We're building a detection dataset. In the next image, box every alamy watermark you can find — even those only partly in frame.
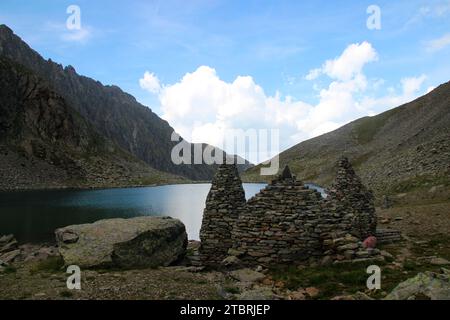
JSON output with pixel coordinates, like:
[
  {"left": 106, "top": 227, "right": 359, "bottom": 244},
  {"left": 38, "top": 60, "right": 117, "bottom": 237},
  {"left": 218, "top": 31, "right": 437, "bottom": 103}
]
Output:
[
  {"left": 366, "top": 265, "right": 381, "bottom": 290},
  {"left": 66, "top": 265, "right": 81, "bottom": 290},
  {"left": 66, "top": 5, "right": 82, "bottom": 31},
  {"left": 367, "top": 5, "right": 381, "bottom": 30}
]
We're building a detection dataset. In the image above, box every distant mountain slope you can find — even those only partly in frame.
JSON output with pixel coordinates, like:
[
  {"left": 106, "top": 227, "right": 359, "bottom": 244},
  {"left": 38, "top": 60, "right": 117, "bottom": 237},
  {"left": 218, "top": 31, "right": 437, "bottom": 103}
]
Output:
[
  {"left": 0, "top": 56, "right": 184, "bottom": 190},
  {"left": 243, "top": 82, "right": 450, "bottom": 201},
  {"left": 0, "top": 25, "right": 251, "bottom": 180}
]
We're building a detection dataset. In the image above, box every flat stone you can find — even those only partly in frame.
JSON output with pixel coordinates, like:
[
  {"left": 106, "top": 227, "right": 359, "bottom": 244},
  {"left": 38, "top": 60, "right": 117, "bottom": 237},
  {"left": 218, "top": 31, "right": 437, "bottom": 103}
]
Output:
[
  {"left": 380, "top": 250, "right": 394, "bottom": 259},
  {"left": 0, "top": 249, "right": 21, "bottom": 264},
  {"left": 221, "top": 255, "right": 242, "bottom": 268},
  {"left": 305, "top": 287, "right": 320, "bottom": 298},
  {"left": 430, "top": 257, "right": 450, "bottom": 266},
  {"left": 289, "top": 289, "right": 306, "bottom": 300},
  {"left": 229, "top": 268, "right": 265, "bottom": 283},
  {"left": 338, "top": 243, "right": 359, "bottom": 251},
  {"left": 0, "top": 240, "right": 18, "bottom": 254},
  {"left": 227, "top": 248, "right": 245, "bottom": 257}
]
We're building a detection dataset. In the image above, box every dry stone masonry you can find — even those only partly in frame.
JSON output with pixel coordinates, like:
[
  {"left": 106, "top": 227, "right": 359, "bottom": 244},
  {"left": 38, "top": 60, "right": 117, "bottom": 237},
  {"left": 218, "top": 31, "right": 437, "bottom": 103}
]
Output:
[
  {"left": 199, "top": 157, "right": 381, "bottom": 268},
  {"left": 231, "top": 166, "right": 324, "bottom": 266},
  {"left": 327, "top": 156, "right": 377, "bottom": 240},
  {"left": 199, "top": 163, "right": 246, "bottom": 266}
]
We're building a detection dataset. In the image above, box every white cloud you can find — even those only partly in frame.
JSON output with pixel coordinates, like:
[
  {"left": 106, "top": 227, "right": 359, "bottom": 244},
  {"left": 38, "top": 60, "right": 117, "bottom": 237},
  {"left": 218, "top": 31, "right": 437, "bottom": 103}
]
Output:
[
  {"left": 141, "top": 42, "right": 428, "bottom": 163},
  {"left": 401, "top": 75, "right": 427, "bottom": 97},
  {"left": 305, "top": 68, "right": 321, "bottom": 80},
  {"left": 139, "top": 71, "right": 162, "bottom": 94},
  {"left": 360, "top": 75, "right": 427, "bottom": 112},
  {"left": 305, "top": 41, "right": 378, "bottom": 81},
  {"left": 323, "top": 42, "right": 378, "bottom": 81},
  {"left": 157, "top": 66, "right": 311, "bottom": 148},
  {"left": 426, "top": 33, "right": 450, "bottom": 52}
]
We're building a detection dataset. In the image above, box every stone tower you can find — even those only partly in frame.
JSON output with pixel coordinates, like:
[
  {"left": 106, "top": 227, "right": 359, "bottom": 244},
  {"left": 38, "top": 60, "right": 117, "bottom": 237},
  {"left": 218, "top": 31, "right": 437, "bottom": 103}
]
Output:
[
  {"left": 199, "top": 163, "right": 246, "bottom": 266},
  {"left": 327, "top": 156, "right": 377, "bottom": 239},
  {"left": 230, "top": 165, "right": 324, "bottom": 267}
]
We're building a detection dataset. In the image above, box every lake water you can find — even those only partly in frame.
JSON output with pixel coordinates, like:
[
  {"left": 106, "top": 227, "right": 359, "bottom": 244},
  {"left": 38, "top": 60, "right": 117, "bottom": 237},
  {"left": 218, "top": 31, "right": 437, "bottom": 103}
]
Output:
[{"left": 0, "top": 183, "right": 325, "bottom": 244}]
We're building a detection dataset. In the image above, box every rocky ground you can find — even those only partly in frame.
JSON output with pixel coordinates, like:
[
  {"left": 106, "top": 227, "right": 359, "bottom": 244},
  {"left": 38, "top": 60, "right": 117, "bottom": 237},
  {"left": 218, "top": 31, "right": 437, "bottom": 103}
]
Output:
[{"left": 0, "top": 201, "right": 449, "bottom": 300}]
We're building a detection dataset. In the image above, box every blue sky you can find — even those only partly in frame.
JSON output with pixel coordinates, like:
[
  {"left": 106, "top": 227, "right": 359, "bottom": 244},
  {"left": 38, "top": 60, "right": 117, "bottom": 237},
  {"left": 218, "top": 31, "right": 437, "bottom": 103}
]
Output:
[{"left": 1, "top": 0, "right": 449, "bottom": 160}]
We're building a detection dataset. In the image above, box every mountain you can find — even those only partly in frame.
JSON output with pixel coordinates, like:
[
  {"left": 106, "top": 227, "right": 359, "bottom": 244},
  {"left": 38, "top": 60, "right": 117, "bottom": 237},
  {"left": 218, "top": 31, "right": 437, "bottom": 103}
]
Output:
[
  {"left": 0, "top": 55, "right": 185, "bottom": 190},
  {"left": 243, "top": 82, "right": 450, "bottom": 203},
  {"left": 0, "top": 25, "right": 252, "bottom": 181}
]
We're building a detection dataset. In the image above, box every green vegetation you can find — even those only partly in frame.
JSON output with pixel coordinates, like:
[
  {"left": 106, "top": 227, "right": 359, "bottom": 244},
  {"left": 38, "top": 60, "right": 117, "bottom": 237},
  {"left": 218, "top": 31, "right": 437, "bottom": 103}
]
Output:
[
  {"left": 270, "top": 261, "right": 381, "bottom": 299},
  {"left": 29, "top": 256, "right": 65, "bottom": 274},
  {"left": 269, "top": 233, "right": 450, "bottom": 300},
  {"left": 388, "top": 174, "right": 450, "bottom": 194},
  {"left": 352, "top": 108, "right": 398, "bottom": 144}
]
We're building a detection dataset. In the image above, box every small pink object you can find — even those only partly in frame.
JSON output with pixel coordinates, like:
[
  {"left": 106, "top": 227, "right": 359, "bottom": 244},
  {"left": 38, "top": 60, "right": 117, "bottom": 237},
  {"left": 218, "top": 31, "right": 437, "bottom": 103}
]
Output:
[{"left": 363, "top": 236, "right": 377, "bottom": 249}]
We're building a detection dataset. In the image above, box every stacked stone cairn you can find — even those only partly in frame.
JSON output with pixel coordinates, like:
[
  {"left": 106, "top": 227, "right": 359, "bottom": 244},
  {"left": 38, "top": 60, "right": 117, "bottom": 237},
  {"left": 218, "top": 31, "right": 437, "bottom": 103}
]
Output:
[
  {"left": 326, "top": 156, "right": 377, "bottom": 240},
  {"left": 229, "top": 166, "right": 324, "bottom": 267},
  {"left": 317, "top": 156, "right": 381, "bottom": 265},
  {"left": 199, "top": 162, "right": 246, "bottom": 266},
  {"left": 199, "top": 157, "right": 382, "bottom": 268}
]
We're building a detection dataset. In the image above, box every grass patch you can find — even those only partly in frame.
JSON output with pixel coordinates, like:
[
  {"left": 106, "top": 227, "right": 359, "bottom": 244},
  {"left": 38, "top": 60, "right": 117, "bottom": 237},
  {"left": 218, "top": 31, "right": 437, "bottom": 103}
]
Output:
[
  {"left": 270, "top": 261, "right": 380, "bottom": 299},
  {"left": 29, "top": 256, "right": 65, "bottom": 274},
  {"left": 410, "top": 233, "right": 450, "bottom": 258},
  {"left": 352, "top": 108, "right": 398, "bottom": 144},
  {"left": 223, "top": 286, "right": 240, "bottom": 295},
  {"left": 388, "top": 175, "right": 450, "bottom": 194},
  {"left": 268, "top": 233, "right": 450, "bottom": 299}
]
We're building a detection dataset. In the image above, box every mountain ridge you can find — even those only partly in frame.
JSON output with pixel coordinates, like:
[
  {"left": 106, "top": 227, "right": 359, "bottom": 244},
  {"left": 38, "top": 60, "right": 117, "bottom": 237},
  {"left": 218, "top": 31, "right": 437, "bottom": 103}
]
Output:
[
  {"left": 0, "top": 24, "right": 252, "bottom": 181},
  {"left": 0, "top": 55, "right": 186, "bottom": 190},
  {"left": 243, "top": 81, "right": 450, "bottom": 203}
]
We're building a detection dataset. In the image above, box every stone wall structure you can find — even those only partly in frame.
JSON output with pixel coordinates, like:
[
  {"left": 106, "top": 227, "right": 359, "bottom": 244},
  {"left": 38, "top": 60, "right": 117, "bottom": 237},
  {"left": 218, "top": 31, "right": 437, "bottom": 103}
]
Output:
[
  {"left": 230, "top": 166, "right": 324, "bottom": 266},
  {"left": 326, "top": 156, "right": 377, "bottom": 239},
  {"left": 199, "top": 163, "right": 246, "bottom": 266},
  {"left": 199, "top": 157, "right": 379, "bottom": 268}
]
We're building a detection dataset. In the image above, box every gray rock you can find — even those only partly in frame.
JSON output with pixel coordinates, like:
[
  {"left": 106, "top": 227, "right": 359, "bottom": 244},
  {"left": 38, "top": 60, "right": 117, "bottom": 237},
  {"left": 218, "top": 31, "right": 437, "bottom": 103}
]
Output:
[
  {"left": 430, "top": 257, "right": 450, "bottom": 266},
  {"left": 338, "top": 243, "right": 359, "bottom": 251},
  {"left": 0, "top": 239, "right": 18, "bottom": 254},
  {"left": 380, "top": 250, "right": 394, "bottom": 259},
  {"left": 229, "top": 268, "right": 265, "bottom": 283},
  {"left": 385, "top": 271, "right": 450, "bottom": 300},
  {"left": 0, "top": 249, "right": 21, "bottom": 264},
  {"left": 0, "top": 234, "right": 14, "bottom": 244},
  {"left": 222, "top": 255, "right": 242, "bottom": 268},
  {"left": 55, "top": 216, "right": 187, "bottom": 268}
]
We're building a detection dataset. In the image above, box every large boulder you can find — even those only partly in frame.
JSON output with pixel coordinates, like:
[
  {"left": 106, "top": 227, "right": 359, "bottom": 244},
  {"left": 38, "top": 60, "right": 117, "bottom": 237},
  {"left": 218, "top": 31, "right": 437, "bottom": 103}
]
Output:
[
  {"left": 55, "top": 216, "right": 187, "bottom": 268},
  {"left": 385, "top": 270, "right": 450, "bottom": 300}
]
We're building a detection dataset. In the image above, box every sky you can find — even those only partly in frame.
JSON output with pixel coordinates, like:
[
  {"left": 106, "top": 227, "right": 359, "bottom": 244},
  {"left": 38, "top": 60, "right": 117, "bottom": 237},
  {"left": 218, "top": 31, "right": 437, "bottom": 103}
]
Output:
[{"left": 1, "top": 0, "right": 449, "bottom": 163}]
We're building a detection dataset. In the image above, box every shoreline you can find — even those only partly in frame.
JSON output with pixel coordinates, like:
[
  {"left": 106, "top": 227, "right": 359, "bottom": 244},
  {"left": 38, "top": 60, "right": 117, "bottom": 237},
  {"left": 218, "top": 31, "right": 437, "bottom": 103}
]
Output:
[{"left": 0, "top": 180, "right": 269, "bottom": 193}]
